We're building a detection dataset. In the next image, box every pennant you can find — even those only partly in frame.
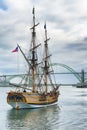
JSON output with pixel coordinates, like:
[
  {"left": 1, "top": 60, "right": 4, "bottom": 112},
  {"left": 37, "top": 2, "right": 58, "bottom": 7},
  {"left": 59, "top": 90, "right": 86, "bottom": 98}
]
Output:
[
  {"left": 32, "top": 7, "right": 35, "bottom": 14},
  {"left": 12, "top": 46, "right": 18, "bottom": 53},
  {"left": 44, "top": 23, "right": 46, "bottom": 29}
]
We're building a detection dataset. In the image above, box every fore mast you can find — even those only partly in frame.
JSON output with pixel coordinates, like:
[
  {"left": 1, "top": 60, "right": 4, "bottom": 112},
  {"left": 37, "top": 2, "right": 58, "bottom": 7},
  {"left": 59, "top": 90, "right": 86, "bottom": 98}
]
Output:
[{"left": 30, "top": 7, "right": 39, "bottom": 92}]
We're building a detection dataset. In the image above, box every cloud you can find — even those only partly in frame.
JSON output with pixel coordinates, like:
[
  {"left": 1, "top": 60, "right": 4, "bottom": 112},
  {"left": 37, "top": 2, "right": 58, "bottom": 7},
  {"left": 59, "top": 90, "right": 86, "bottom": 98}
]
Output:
[
  {"left": 63, "top": 37, "right": 87, "bottom": 52},
  {"left": 0, "top": 0, "right": 87, "bottom": 78}
]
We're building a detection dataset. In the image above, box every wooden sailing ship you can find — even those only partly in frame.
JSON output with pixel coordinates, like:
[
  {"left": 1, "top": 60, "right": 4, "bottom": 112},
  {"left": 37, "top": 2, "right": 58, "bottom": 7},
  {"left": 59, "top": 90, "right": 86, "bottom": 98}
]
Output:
[{"left": 7, "top": 7, "right": 59, "bottom": 109}]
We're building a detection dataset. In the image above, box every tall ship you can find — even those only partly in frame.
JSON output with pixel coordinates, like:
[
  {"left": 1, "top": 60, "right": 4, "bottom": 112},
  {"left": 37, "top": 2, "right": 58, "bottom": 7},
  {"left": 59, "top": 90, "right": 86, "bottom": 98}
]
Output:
[{"left": 7, "top": 8, "right": 59, "bottom": 109}]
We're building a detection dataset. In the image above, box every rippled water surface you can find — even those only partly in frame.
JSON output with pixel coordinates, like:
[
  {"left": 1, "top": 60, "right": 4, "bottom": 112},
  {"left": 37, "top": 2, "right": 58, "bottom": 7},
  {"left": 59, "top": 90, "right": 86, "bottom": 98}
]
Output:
[{"left": 0, "top": 86, "right": 87, "bottom": 130}]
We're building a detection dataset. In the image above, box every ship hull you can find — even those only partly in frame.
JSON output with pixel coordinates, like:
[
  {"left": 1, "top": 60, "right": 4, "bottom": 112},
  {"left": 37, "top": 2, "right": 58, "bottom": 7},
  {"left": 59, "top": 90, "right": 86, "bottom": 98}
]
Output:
[
  {"left": 7, "top": 91, "right": 59, "bottom": 109},
  {"left": 7, "top": 101, "right": 58, "bottom": 109}
]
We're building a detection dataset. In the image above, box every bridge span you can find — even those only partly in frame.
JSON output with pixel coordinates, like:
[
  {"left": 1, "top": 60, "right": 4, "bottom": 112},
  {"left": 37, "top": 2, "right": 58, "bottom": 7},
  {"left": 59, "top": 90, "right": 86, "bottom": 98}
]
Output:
[{"left": 0, "top": 63, "right": 87, "bottom": 87}]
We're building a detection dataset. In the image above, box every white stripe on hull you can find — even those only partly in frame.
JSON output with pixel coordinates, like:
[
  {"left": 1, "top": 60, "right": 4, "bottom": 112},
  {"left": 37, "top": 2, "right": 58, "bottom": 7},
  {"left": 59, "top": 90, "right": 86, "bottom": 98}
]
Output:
[{"left": 8, "top": 101, "right": 58, "bottom": 109}]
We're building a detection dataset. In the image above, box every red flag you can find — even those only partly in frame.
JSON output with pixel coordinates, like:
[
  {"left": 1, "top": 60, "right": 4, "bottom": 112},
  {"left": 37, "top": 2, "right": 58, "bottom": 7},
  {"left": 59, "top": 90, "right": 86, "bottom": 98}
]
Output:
[{"left": 12, "top": 46, "right": 18, "bottom": 52}]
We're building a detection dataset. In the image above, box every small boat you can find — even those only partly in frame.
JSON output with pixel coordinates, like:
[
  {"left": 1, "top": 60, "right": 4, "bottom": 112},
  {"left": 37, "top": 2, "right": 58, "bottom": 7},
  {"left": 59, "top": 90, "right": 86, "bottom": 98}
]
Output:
[
  {"left": 76, "top": 83, "right": 87, "bottom": 88},
  {"left": 7, "top": 7, "right": 60, "bottom": 109}
]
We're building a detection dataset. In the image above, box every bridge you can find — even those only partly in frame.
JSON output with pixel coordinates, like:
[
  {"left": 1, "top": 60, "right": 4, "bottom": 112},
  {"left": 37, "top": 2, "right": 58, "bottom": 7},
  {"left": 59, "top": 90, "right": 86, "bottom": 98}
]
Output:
[{"left": 0, "top": 63, "right": 87, "bottom": 87}]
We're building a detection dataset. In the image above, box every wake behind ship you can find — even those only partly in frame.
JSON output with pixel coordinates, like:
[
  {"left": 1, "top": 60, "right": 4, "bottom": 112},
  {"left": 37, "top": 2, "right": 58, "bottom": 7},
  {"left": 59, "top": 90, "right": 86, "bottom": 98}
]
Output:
[{"left": 7, "top": 7, "right": 59, "bottom": 109}]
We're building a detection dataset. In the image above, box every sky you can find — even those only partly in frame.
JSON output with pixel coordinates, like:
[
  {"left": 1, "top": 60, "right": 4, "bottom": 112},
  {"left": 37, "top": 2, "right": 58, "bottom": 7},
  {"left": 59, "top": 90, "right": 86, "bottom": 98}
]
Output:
[{"left": 0, "top": 0, "right": 87, "bottom": 83}]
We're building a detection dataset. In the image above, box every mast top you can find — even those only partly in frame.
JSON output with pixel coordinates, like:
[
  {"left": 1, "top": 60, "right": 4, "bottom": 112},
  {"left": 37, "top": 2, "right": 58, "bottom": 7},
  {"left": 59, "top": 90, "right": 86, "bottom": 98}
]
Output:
[
  {"left": 44, "top": 22, "right": 50, "bottom": 43},
  {"left": 32, "top": 7, "right": 35, "bottom": 15},
  {"left": 30, "top": 7, "right": 39, "bottom": 30}
]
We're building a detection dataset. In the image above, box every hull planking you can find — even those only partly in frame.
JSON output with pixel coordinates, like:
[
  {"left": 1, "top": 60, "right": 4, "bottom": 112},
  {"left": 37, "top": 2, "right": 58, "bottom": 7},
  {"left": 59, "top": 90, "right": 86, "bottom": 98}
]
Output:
[{"left": 7, "top": 91, "right": 59, "bottom": 109}]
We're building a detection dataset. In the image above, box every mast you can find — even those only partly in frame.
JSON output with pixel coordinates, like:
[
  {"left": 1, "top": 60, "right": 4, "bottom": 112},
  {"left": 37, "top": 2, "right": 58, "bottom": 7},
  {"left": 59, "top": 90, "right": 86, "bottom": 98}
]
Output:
[
  {"left": 30, "top": 7, "right": 39, "bottom": 92},
  {"left": 44, "top": 23, "right": 50, "bottom": 94},
  {"left": 18, "top": 7, "right": 40, "bottom": 92}
]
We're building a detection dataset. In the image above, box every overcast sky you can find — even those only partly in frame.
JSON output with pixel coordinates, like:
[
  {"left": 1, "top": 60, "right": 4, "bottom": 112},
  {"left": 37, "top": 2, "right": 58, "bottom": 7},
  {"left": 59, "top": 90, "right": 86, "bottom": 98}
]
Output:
[{"left": 0, "top": 0, "right": 87, "bottom": 79}]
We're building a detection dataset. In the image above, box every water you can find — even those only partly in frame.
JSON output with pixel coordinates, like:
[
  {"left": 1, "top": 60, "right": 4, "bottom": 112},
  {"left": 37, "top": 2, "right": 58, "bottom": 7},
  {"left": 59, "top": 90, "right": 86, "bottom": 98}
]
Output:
[{"left": 0, "top": 86, "right": 87, "bottom": 130}]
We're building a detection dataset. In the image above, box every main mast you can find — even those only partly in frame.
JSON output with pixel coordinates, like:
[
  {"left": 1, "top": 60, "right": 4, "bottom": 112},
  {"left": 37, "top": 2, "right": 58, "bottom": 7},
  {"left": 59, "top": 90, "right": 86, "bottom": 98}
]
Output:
[{"left": 44, "top": 23, "right": 50, "bottom": 94}]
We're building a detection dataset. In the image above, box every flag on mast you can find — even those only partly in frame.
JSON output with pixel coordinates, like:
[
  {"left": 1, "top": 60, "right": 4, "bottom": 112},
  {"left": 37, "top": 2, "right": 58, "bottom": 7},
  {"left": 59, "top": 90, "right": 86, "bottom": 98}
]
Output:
[{"left": 12, "top": 46, "right": 18, "bottom": 52}]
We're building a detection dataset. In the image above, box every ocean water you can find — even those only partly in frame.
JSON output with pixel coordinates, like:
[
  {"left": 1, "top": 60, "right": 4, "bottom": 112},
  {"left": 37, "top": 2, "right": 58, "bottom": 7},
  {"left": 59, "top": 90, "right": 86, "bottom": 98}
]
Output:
[{"left": 0, "top": 86, "right": 87, "bottom": 130}]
